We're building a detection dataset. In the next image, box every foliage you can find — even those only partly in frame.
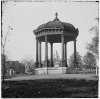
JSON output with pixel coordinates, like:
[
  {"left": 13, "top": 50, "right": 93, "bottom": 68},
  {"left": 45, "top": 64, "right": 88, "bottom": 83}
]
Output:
[
  {"left": 20, "top": 55, "right": 35, "bottom": 73},
  {"left": 12, "top": 61, "right": 25, "bottom": 74},
  {"left": 83, "top": 52, "right": 96, "bottom": 69},
  {"left": 69, "top": 52, "right": 83, "bottom": 69},
  {"left": 86, "top": 18, "right": 99, "bottom": 59},
  {"left": 3, "top": 60, "right": 25, "bottom": 75}
]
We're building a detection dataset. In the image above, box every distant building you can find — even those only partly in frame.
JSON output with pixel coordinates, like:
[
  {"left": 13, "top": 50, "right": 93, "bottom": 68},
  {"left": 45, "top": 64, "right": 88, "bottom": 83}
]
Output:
[{"left": 5, "top": 61, "right": 25, "bottom": 75}]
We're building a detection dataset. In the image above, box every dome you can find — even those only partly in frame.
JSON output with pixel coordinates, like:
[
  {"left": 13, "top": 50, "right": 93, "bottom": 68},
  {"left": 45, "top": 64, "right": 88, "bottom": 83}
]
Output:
[{"left": 36, "top": 13, "right": 75, "bottom": 32}]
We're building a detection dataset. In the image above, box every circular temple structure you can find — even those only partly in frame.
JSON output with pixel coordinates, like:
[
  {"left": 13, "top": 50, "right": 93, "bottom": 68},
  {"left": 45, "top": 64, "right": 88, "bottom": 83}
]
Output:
[{"left": 33, "top": 13, "right": 79, "bottom": 74}]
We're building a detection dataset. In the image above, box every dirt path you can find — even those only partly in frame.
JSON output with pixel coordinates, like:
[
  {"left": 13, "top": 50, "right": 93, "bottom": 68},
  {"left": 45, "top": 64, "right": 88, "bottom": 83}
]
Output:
[{"left": 5, "top": 74, "right": 98, "bottom": 81}]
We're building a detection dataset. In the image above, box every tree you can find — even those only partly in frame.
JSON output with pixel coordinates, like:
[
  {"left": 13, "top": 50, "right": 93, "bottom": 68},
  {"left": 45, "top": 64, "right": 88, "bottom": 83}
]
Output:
[
  {"left": 69, "top": 52, "right": 83, "bottom": 69},
  {"left": 86, "top": 18, "right": 99, "bottom": 76},
  {"left": 1, "top": 54, "right": 7, "bottom": 76},
  {"left": 86, "top": 18, "right": 99, "bottom": 60},
  {"left": 13, "top": 61, "right": 25, "bottom": 74},
  {"left": 1, "top": 26, "right": 13, "bottom": 82},
  {"left": 20, "top": 55, "right": 35, "bottom": 74},
  {"left": 4, "top": 60, "right": 25, "bottom": 76},
  {"left": 83, "top": 52, "right": 96, "bottom": 70}
]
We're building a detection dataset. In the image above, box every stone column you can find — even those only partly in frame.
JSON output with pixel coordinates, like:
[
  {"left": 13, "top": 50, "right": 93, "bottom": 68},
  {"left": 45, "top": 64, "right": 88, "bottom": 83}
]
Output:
[
  {"left": 64, "top": 43, "right": 66, "bottom": 61},
  {"left": 50, "top": 42, "right": 53, "bottom": 67},
  {"left": 64, "top": 42, "right": 68, "bottom": 67},
  {"left": 74, "top": 37, "right": 77, "bottom": 68},
  {"left": 36, "top": 38, "right": 39, "bottom": 68},
  {"left": 45, "top": 35, "right": 48, "bottom": 67},
  {"left": 62, "top": 34, "right": 64, "bottom": 61},
  {"left": 61, "top": 34, "right": 65, "bottom": 67},
  {"left": 39, "top": 41, "right": 41, "bottom": 68}
]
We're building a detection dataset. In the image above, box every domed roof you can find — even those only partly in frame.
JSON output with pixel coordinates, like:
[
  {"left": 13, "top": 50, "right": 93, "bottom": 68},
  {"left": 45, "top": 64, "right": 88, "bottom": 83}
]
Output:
[{"left": 36, "top": 13, "right": 75, "bottom": 32}]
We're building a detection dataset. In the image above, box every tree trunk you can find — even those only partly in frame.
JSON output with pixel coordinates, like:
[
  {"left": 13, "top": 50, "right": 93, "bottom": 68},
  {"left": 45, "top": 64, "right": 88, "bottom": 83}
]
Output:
[
  {"left": 96, "top": 67, "right": 98, "bottom": 76},
  {"left": 96, "top": 59, "right": 98, "bottom": 76},
  {"left": 2, "top": 55, "right": 5, "bottom": 83}
]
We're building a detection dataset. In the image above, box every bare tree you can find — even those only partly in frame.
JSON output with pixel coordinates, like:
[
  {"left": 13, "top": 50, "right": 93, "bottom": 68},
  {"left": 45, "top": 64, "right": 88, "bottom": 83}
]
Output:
[
  {"left": 1, "top": 26, "right": 13, "bottom": 82},
  {"left": 20, "top": 55, "right": 35, "bottom": 74}
]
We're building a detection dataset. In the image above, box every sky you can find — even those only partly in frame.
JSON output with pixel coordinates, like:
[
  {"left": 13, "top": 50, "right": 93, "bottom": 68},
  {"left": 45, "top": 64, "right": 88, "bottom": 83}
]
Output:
[{"left": 2, "top": 1, "right": 98, "bottom": 62}]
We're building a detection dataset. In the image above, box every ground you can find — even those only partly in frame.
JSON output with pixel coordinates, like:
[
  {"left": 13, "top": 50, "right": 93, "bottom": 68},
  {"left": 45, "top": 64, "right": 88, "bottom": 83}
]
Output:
[{"left": 2, "top": 74, "right": 98, "bottom": 98}]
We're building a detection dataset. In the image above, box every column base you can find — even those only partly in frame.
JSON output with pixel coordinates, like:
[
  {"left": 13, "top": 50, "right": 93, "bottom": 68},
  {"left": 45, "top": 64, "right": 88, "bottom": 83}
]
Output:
[
  {"left": 73, "top": 61, "right": 78, "bottom": 68},
  {"left": 44, "top": 60, "right": 49, "bottom": 67},
  {"left": 50, "top": 61, "right": 54, "bottom": 67},
  {"left": 61, "top": 60, "right": 66, "bottom": 67},
  {"left": 66, "top": 64, "right": 68, "bottom": 67},
  {"left": 35, "top": 62, "right": 39, "bottom": 68},
  {"left": 39, "top": 63, "right": 42, "bottom": 68}
]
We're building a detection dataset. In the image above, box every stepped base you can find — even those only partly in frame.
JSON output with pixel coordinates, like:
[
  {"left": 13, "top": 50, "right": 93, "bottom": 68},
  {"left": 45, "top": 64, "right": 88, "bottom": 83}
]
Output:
[{"left": 34, "top": 67, "right": 78, "bottom": 75}]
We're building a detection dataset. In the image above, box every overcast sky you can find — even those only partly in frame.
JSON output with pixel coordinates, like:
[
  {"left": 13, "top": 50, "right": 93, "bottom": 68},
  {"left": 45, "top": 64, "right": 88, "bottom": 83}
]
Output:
[{"left": 2, "top": 1, "right": 98, "bottom": 62}]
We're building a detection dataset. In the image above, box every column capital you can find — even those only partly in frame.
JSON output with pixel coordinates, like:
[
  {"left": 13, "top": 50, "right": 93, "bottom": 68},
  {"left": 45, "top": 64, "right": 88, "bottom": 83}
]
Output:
[
  {"left": 61, "top": 34, "right": 64, "bottom": 36},
  {"left": 36, "top": 37, "right": 38, "bottom": 40},
  {"left": 64, "top": 42, "right": 67, "bottom": 44},
  {"left": 74, "top": 36, "right": 77, "bottom": 39},
  {"left": 39, "top": 41, "right": 41, "bottom": 43},
  {"left": 73, "top": 37, "right": 77, "bottom": 42},
  {"left": 50, "top": 42, "right": 53, "bottom": 45},
  {"left": 45, "top": 35, "right": 48, "bottom": 37}
]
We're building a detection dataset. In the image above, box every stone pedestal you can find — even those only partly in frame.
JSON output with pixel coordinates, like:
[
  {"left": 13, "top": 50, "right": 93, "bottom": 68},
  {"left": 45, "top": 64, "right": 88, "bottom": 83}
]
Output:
[{"left": 54, "top": 62, "right": 60, "bottom": 67}]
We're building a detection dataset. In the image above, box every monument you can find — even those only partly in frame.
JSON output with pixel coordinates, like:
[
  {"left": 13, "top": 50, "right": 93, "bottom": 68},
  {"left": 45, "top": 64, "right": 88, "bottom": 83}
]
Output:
[{"left": 33, "top": 13, "right": 79, "bottom": 74}]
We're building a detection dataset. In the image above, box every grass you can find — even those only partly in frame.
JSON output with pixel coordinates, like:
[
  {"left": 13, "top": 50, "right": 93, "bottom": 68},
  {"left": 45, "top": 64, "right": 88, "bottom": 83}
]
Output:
[{"left": 2, "top": 79, "right": 98, "bottom": 98}]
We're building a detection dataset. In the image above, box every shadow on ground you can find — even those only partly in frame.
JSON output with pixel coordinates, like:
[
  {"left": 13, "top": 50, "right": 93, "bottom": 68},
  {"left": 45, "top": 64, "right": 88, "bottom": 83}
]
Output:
[{"left": 2, "top": 79, "right": 98, "bottom": 98}]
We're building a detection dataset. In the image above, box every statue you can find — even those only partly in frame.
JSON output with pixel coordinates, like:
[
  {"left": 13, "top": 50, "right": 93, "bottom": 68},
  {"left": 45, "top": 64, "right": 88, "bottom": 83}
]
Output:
[{"left": 54, "top": 50, "right": 60, "bottom": 67}]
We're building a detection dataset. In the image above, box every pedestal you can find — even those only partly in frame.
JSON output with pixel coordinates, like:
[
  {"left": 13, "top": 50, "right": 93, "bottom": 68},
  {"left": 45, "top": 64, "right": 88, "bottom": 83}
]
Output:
[{"left": 54, "top": 62, "right": 60, "bottom": 67}]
